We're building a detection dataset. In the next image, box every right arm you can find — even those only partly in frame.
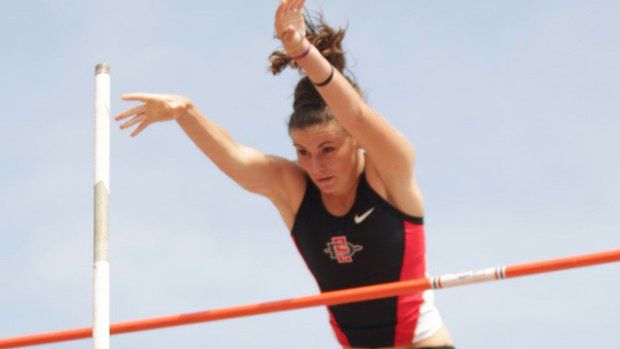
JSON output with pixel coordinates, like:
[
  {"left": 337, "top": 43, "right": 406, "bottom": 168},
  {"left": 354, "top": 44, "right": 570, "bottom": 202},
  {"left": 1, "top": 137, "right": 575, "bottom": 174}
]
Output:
[
  {"left": 175, "top": 103, "right": 298, "bottom": 199},
  {"left": 115, "top": 93, "right": 305, "bottom": 227}
]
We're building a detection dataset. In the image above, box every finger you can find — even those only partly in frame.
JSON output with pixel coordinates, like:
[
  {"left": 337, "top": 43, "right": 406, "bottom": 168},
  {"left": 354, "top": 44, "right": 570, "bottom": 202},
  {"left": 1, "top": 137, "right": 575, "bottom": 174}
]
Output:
[
  {"left": 293, "top": 0, "right": 304, "bottom": 10},
  {"left": 276, "top": 16, "right": 291, "bottom": 40},
  {"left": 130, "top": 119, "right": 151, "bottom": 137},
  {"left": 115, "top": 105, "right": 146, "bottom": 121},
  {"left": 122, "top": 93, "right": 159, "bottom": 102},
  {"left": 275, "top": 1, "right": 286, "bottom": 31},
  {"left": 277, "top": 0, "right": 286, "bottom": 14},
  {"left": 283, "top": 0, "right": 293, "bottom": 12},
  {"left": 120, "top": 113, "right": 146, "bottom": 130}
]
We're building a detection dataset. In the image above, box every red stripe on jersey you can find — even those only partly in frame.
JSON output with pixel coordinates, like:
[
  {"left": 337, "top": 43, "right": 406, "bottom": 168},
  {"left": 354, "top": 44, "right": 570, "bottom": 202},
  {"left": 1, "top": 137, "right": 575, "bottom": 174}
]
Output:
[
  {"left": 328, "top": 308, "right": 351, "bottom": 346},
  {"left": 394, "top": 221, "right": 426, "bottom": 346}
]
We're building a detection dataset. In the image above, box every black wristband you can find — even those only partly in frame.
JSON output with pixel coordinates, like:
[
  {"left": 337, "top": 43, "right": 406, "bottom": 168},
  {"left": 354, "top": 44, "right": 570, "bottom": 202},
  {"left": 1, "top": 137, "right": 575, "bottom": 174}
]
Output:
[{"left": 313, "top": 65, "right": 334, "bottom": 87}]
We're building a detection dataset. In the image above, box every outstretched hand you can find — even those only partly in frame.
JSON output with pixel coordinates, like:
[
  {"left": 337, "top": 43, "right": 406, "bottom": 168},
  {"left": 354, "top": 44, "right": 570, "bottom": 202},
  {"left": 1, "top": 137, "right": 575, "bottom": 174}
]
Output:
[
  {"left": 275, "top": 0, "right": 307, "bottom": 56},
  {"left": 115, "top": 93, "right": 192, "bottom": 137}
]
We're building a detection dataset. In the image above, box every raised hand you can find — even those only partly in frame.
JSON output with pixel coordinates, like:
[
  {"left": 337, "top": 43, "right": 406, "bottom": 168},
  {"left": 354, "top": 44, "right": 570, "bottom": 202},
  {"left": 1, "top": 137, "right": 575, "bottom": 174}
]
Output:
[
  {"left": 275, "top": 0, "right": 307, "bottom": 56},
  {"left": 115, "top": 93, "right": 192, "bottom": 137}
]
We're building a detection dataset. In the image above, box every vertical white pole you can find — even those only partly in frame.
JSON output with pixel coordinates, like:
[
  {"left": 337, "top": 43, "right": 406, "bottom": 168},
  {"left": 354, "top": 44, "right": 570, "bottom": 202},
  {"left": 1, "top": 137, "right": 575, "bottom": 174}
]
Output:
[{"left": 94, "top": 63, "right": 111, "bottom": 349}]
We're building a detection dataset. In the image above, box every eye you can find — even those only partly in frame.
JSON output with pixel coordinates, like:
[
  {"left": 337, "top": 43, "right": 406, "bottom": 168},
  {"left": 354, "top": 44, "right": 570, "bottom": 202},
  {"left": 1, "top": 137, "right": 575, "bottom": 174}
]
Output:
[
  {"left": 297, "top": 149, "right": 308, "bottom": 156},
  {"left": 322, "top": 147, "right": 335, "bottom": 154}
]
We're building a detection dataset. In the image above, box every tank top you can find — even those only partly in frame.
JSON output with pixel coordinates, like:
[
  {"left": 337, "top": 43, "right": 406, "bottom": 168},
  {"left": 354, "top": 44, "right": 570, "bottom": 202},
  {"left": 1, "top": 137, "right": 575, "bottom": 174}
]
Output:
[{"left": 291, "top": 170, "right": 428, "bottom": 348}]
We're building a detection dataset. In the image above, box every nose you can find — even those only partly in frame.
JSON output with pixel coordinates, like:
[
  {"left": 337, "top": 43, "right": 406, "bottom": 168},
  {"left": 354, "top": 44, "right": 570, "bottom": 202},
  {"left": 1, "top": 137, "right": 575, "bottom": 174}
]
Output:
[{"left": 310, "top": 156, "right": 325, "bottom": 175}]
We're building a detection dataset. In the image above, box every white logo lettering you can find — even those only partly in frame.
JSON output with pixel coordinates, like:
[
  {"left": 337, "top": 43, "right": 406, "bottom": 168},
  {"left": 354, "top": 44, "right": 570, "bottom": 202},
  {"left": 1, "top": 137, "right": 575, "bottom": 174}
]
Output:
[{"left": 354, "top": 207, "right": 375, "bottom": 224}]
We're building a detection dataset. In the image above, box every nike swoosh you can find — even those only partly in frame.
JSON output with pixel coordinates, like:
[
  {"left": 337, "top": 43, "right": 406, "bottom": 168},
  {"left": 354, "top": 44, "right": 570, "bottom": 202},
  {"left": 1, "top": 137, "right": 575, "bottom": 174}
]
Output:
[{"left": 354, "top": 207, "right": 375, "bottom": 224}]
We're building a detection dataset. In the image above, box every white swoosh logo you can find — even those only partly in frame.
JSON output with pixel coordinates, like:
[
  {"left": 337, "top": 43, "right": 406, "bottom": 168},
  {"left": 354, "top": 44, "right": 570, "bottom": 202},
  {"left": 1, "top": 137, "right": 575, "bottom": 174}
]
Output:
[{"left": 354, "top": 207, "right": 375, "bottom": 224}]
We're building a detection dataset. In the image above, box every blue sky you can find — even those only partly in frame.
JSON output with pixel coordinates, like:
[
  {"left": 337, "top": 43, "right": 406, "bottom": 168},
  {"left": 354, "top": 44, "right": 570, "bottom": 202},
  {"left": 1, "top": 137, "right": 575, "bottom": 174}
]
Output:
[{"left": 1, "top": 1, "right": 619, "bottom": 348}]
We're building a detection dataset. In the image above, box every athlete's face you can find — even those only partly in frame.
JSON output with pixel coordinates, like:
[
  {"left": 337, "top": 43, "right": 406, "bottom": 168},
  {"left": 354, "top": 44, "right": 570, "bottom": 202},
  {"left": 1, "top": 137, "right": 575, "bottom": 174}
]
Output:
[{"left": 290, "top": 120, "right": 360, "bottom": 194}]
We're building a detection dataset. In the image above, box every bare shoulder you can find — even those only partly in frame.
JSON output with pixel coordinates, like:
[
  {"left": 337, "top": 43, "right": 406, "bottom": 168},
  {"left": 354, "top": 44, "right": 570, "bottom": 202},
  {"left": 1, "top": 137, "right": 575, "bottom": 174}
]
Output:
[
  {"left": 365, "top": 153, "right": 425, "bottom": 218},
  {"left": 264, "top": 156, "right": 307, "bottom": 230},
  {"left": 271, "top": 156, "right": 306, "bottom": 208}
]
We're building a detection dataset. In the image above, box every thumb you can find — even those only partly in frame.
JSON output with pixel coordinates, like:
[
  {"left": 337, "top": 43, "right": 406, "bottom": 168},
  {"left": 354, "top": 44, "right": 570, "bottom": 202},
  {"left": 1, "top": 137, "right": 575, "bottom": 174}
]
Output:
[
  {"left": 171, "top": 102, "right": 189, "bottom": 120},
  {"left": 283, "top": 25, "right": 301, "bottom": 43}
]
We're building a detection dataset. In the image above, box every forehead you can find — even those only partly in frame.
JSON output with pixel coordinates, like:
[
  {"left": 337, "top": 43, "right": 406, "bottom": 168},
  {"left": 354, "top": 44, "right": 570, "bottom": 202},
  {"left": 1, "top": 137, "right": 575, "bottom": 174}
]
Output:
[{"left": 290, "top": 122, "right": 348, "bottom": 148}]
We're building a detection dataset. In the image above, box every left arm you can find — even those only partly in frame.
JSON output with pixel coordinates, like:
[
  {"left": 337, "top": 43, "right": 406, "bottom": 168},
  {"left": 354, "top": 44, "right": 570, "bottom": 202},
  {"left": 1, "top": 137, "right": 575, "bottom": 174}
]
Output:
[
  {"left": 301, "top": 58, "right": 415, "bottom": 181},
  {"left": 275, "top": 0, "right": 415, "bottom": 183}
]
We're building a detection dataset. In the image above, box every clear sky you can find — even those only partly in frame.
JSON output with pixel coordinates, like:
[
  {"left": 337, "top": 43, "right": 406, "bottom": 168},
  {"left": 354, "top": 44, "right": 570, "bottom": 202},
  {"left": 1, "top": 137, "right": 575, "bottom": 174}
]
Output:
[{"left": 1, "top": 1, "right": 619, "bottom": 348}]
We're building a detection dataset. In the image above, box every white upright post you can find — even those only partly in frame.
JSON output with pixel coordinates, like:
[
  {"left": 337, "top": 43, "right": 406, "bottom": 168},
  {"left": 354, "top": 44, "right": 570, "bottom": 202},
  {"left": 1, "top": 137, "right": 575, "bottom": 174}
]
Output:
[{"left": 94, "top": 63, "right": 111, "bottom": 349}]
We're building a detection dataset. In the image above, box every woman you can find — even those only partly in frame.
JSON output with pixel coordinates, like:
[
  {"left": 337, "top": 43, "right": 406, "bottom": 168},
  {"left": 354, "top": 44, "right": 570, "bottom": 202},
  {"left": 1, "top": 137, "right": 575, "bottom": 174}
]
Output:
[{"left": 115, "top": 1, "right": 454, "bottom": 348}]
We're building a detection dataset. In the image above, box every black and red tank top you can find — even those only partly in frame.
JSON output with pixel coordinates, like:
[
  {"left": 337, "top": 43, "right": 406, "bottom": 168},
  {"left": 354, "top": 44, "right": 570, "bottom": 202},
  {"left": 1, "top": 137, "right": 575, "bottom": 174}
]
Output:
[{"left": 291, "top": 170, "right": 428, "bottom": 348}]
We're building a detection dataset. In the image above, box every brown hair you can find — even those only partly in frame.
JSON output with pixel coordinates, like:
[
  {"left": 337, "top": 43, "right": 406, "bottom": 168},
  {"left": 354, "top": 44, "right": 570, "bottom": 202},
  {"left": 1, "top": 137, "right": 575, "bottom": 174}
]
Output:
[{"left": 268, "top": 13, "right": 363, "bottom": 132}]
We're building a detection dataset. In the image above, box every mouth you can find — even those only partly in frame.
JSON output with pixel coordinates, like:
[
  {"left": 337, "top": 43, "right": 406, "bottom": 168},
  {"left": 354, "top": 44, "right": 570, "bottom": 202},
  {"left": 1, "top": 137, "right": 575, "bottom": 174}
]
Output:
[{"left": 316, "top": 175, "right": 335, "bottom": 184}]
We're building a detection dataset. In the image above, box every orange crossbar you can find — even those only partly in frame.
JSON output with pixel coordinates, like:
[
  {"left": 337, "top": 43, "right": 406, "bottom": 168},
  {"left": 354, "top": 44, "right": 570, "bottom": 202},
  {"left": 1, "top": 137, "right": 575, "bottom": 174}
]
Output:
[{"left": 1, "top": 249, "right": 619, "bottom": 348}]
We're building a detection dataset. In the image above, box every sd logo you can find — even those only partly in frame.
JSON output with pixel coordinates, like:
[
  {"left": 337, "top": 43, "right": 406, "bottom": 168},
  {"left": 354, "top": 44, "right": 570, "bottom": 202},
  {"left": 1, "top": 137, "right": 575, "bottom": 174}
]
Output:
[{"left": 324, "top": 236, "right": 363, "bottom": 263}]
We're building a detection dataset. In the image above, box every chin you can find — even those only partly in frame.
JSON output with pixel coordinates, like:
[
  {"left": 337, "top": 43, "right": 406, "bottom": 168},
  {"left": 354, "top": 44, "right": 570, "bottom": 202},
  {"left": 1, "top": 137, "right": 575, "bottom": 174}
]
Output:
[{"left": 318, "top": 185, "right": 337, "bottom": 194}]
